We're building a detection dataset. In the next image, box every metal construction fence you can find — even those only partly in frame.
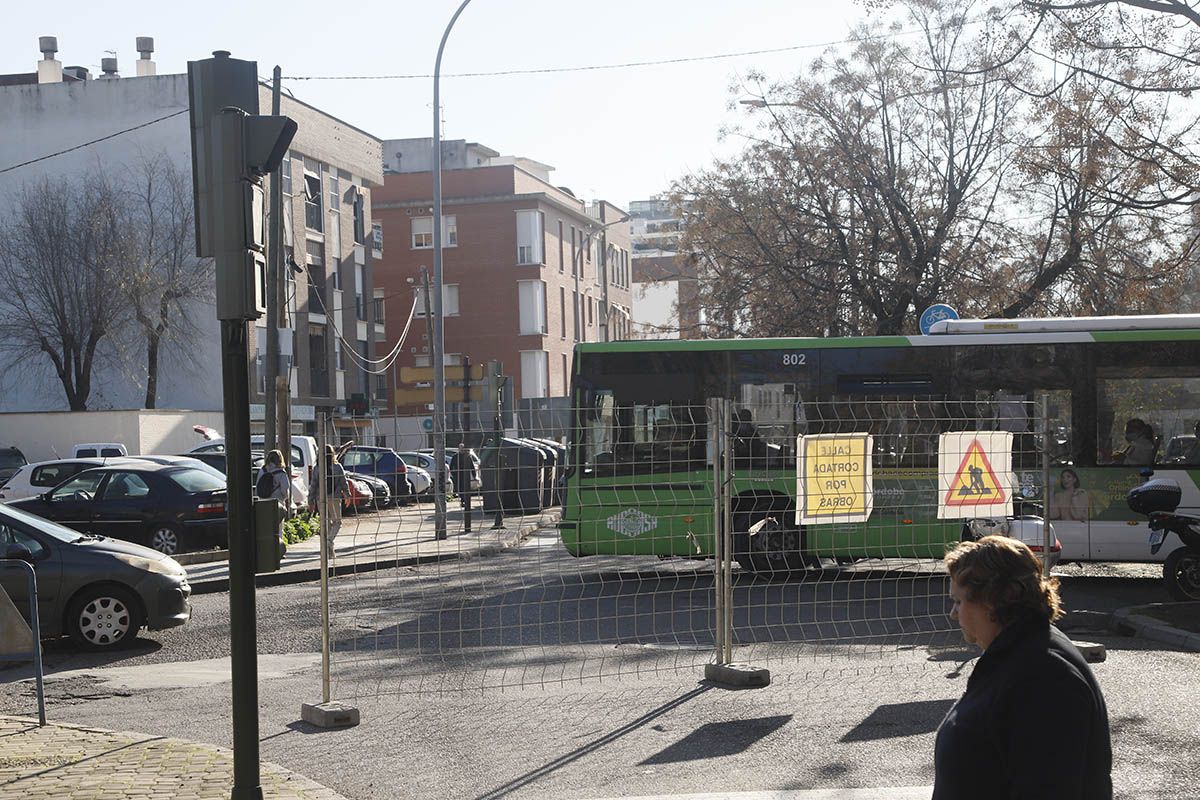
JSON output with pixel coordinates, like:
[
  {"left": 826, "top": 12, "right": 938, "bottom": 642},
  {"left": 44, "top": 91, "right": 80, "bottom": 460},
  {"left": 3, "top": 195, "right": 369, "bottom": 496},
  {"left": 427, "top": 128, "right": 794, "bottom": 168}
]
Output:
[{"left": 309, "top": 397, "right": 1049, "bottom": 696}]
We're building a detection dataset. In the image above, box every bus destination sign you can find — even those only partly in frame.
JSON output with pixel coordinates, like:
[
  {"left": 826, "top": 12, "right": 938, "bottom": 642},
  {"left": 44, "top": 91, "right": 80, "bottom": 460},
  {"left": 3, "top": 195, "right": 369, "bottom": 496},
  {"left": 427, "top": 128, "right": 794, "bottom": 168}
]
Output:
[{"left": 797, "top": 433, "right": 874, "bottom": 525}]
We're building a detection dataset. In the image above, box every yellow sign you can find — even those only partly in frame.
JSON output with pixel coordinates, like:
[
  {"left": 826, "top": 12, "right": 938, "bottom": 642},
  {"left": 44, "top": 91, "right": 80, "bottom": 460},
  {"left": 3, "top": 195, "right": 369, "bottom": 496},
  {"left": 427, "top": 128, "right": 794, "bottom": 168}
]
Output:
[
  {"left": 797, "top": 434, "right": 874, "bottom": 525},
  {"left": 937, "top": 432, "right": 1013, "bottom": 519},
  {"left": 394, "top": 385, "right": 483, "bottom": 406},
  {"left": 399, "top": 364, "right": 485, "bottom": 383}
]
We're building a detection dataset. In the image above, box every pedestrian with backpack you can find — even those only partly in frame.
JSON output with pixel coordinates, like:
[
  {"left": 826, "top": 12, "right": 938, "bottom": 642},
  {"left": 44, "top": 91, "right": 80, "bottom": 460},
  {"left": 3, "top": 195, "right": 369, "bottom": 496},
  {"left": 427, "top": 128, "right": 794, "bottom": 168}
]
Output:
[{"left": 257, "top": 449, "right": 293, "bottom": 517}]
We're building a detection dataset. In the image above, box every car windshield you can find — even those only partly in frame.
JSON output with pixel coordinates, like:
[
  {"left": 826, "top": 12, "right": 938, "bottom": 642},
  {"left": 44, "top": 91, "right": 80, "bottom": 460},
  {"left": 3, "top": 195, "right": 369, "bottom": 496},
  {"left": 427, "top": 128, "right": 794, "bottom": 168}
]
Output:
[
  {"left": 1, "top": 504, "right": 86, "bottom": 543},
  {"left": 167, "top": 468, "right": 226, "bottom": 493},
  {"left": 0, "top": 452, "right": 25, "bottom": 469}
]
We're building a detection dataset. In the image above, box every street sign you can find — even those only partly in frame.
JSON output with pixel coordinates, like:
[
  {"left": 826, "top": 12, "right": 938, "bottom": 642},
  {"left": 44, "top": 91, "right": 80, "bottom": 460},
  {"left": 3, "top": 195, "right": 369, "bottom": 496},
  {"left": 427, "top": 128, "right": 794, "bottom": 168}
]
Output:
[
  {"left": 920, "top": 303, "right": 959, "bottom": 335},
  {"left": 395, "top": 385, "right": 484, "bottom": 406},
  {"left": 796, "top": 433, "right": 874, "bottom": 525},
  {"left": 400, "top": 364, "right": 485, "bottom": 384},
  {"left": 937, "top": 431, "right": 1013, "bottom": 519}
]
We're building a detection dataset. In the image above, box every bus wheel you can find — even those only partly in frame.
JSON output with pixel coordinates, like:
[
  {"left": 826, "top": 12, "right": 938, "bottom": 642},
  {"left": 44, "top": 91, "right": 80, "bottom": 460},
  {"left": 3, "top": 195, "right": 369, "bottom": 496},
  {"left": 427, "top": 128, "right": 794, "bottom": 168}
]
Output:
[
  {"left": 732, "top": 508, "right": 814, "bottom": 576},
  {"left": 1163, "top": 547, "right": 1200, "bottom": 601}
]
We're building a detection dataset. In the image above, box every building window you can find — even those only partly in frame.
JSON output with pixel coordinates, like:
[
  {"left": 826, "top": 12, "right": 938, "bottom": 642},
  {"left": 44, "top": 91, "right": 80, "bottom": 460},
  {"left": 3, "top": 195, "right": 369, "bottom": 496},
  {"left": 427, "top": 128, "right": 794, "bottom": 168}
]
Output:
[
  {"left": 516, "top": 210, "right": 544, "bottom": 265},
  {"left": 520, "top": 350, "right": 550, "bottom": 399},
  {"left": 306, "top": 240, "right": 325, "bottom": 314},
  {"left": 355, "top": 263, "right": 366, "bottom": 320},
  {"left": 375, "top": 372, "right": 388, "bottom": 401},
  {"left": 414, "top": 284, "right": 459, "bottom": 316},
  {"left": 518, "top": 280, "right": 547, "bottom": 335},
  {"left": 303, "top": 167, "right": 323, "bottom": 233},
  {"left": 309, "top": 324, "right": 329, "bottom": 397},
  {"left": 334, "top": 338, "right": 344, "bottom": 371},
  {"left": 353, "top": 189, "right": 366, "bottom": 245},
  {"left": 588, "top": 296, "right": 594, "bottom": 325},
  {"left": 570, "top": 226, "right": 577, "bottom": 276},
  {"left": 330, "top": 222, "right": 342, "bottom": 291},
  {"left": 329, "top": 173, "right": 340, "bottom": 211},
  {"left": 373, "top": 295, "right": 385, "bottom": 323},
  {"left": 411, "top": 215, "right": 457, "bottom": 249},
  {"left": 559, "top": 287, "right": 566, "bottom": 338},
  {"left": 280, "top": 152, "right": 292, "bottom": 195},
  {"left": 558, "top": 220, "right": 564, "bottom": 272},
  {"left": 357, "top": 340, "right": 370, "bottom": 390},
  {"left": 562, "top": 352, "right": 569, "bottom": 394}
]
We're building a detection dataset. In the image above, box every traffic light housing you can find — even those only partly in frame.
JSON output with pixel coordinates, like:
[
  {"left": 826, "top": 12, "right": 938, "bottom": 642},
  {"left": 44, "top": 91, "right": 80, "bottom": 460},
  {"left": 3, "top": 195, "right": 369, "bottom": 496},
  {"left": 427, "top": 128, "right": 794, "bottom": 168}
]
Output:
[
  {"left": 252, "top": 497, "right": 286, "bottom": 574},
  {"left": 188, "top": 52, "right": 297, "bottom": 321}
]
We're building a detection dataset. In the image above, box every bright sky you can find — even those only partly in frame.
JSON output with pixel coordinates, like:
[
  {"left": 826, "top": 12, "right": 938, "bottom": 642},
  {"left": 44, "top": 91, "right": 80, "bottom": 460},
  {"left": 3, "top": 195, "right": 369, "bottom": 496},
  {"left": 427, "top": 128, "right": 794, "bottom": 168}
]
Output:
[{"left": 3, "top": 0, "right": 880, "bottom": 207}]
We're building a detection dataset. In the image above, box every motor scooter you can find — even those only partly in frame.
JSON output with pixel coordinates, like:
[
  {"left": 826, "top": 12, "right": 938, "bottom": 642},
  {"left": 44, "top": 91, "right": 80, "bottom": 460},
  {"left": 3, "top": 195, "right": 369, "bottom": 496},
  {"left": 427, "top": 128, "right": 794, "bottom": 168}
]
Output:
[{"left": 1126, "top": 476, "right": 1200, "bottom": 601}]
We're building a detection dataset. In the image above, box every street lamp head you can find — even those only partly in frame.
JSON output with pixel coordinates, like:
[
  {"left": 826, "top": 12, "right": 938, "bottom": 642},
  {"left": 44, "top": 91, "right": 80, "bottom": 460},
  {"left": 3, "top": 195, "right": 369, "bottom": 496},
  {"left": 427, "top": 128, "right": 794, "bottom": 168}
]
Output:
[{"left": 739, "top": 99, "right": 768, "bottom": 108}]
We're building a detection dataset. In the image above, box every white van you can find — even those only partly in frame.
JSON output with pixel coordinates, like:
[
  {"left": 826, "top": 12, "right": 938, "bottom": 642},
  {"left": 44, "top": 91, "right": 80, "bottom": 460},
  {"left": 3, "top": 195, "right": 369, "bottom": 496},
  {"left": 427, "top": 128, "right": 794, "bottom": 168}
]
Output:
[
  {"left": 72, "top": 443, "right": 129, "bottom": 458},
  {"left": 187, "top": 427, "right": 317, "bottom": 505}
]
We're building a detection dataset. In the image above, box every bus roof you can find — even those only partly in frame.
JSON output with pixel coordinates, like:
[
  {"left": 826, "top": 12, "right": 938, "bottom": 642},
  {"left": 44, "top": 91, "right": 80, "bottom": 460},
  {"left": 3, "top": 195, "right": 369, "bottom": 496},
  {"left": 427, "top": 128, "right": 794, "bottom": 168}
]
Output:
[
  {"left": 928, "top": 313, "right": 1200, "bottom": 334},
  {"left": 577, "top": 314, "right": 1200, "bottom": 354}
]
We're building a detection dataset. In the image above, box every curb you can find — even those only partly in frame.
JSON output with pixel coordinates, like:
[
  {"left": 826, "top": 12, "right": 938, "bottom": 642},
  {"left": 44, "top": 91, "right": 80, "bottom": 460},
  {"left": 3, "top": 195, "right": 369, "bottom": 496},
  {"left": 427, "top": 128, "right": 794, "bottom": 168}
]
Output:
[
  {"left": 188, "top": 511, "right": 558, "bottom": 595},
  {"left": 175, "top": 549, "right": 229, "bottom": 566},
  {"left": 1111, "top": 603, "right": 1200, "bottom": 651}
]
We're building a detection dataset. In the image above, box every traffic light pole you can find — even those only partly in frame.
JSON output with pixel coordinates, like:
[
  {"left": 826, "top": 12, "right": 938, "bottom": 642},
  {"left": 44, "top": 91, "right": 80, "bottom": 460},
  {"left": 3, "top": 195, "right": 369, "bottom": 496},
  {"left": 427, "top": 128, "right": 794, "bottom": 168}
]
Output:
[{"left": 222, "top": 318, "right": 262, "bottom": 800}]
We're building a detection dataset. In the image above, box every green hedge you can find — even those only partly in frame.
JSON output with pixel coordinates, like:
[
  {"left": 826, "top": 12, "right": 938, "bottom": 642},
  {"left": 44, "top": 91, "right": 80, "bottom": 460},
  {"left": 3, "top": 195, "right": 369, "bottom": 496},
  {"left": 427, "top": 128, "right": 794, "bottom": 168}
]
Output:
[{"left": 282, "top": 511, "right": 320, "bottom": 545}]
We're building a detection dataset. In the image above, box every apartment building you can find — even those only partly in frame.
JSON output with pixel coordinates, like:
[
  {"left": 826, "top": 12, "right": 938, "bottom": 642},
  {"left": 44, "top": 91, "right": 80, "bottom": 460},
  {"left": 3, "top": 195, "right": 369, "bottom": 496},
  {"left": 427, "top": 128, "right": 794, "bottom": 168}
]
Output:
[
  {"left": 374, "top": 139, "right": 633, "bottom": 413},
  {"left": 628, "top": 195, "right": 701, "bottom": 339},
  {"left": 0, "top": 37, "right": 384, "bottom": 433}
]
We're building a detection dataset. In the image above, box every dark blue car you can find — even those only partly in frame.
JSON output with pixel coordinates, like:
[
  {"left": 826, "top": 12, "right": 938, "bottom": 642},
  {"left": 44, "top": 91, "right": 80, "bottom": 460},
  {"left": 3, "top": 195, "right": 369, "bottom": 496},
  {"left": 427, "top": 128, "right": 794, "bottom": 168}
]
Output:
[{"left": 341, "top": 446, "right": 414, "bottom": 504}]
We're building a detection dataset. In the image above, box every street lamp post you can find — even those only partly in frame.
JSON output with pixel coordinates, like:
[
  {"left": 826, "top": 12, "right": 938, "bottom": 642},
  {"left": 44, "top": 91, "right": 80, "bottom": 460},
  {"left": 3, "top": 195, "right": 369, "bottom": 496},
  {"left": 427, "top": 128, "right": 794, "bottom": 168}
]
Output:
[{"left": 431, "top": 0, "right": 474, "bottom": 541}]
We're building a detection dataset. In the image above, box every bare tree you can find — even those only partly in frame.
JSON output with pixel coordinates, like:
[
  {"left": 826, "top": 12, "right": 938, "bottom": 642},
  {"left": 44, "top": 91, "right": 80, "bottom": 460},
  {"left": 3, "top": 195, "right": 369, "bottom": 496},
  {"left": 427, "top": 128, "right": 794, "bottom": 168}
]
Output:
[
  {"left": 0, "top": 174, "right": 135, "bottom": 410},
  {"left": 122, "top": 153, "right": 214, "bottom": 408},
  {"left": 676, "top": 0, "right": 1016, "bottom": 336}
]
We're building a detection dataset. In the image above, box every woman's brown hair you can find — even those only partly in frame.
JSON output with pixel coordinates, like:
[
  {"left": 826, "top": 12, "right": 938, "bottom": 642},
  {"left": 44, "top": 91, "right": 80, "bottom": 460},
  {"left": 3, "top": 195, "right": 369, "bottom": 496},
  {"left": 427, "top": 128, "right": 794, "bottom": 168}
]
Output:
[{"left": 945, "top": 535, "right": 1063, "bottom": 625}]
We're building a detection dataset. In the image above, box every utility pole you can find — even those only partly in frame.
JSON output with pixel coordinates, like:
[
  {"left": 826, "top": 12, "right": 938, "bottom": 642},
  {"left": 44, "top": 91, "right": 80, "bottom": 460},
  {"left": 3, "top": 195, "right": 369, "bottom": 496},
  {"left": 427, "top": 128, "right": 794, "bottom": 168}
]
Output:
[
  {"left": 264, "top": 66, "right": 282, "bottom": 455},
  {"left": 421, "top": 266, "right": 447, "bottom": 540}
]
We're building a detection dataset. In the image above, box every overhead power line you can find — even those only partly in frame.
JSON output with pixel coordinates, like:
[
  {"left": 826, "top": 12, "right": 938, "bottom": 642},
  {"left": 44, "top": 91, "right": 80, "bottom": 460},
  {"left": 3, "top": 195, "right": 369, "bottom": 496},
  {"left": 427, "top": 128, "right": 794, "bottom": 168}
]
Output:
[
  {"left": 0, "top": 109, "right": 189, "bottom": 176},
  {"left": 281, "top": 22, "right": 978, "bottom": 82}
]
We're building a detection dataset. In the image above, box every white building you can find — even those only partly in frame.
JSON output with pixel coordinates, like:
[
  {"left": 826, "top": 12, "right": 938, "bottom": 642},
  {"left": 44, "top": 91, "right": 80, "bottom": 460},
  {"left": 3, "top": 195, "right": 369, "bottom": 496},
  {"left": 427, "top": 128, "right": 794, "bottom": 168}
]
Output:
[
  {"left": 0, "top": 37, "right": 384, "bottom": 435},
  {"left": 628, "top": 195, "right": 698, "bottom": 339}
]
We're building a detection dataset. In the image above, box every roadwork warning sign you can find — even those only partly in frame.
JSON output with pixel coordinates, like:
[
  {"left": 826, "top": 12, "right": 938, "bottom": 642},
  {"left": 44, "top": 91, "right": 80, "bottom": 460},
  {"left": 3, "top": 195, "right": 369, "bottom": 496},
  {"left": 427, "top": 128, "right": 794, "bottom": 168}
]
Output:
[
  {"left": 938, "top": 431, "right": 1013, "bottom": 519},
  {"left": 797, "top": 433, "right": 874, "bottom": 525}
]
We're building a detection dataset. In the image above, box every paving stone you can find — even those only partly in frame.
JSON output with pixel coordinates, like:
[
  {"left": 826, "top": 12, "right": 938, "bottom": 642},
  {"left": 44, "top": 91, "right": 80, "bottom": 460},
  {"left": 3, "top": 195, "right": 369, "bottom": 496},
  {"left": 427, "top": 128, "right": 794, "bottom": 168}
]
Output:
[{"left": 0, "top": 716, "right": 349, "bottom": 800}]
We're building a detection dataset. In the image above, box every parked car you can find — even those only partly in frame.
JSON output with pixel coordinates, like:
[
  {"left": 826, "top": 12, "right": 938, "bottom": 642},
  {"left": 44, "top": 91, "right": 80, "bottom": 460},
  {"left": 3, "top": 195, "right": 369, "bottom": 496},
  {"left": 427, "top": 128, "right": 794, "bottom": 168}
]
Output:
[
  {"left": 341, "top": 446, "right": 415, "bottom": 503},
  {"left": 9, "top": 463, "right": 228, "bottom": 556},
  {"left": 0, "top": 446, "right": 28, "bottom": 486},
  {"left": 187, "top": 426, "right": 316, "bottom": 503},
  {"left": 344, "top": 475, "right": 373, "bottom": 513},
  {"left": 345, "top": 471, "right": 391, "bottom": 510},
  {"left": 1, "top": 458, "right": 110, "bottom": 503},
  {"left": 72, "top": 443, "right": 129, "bottom": 458},
  {"left": 406, "top": 464, "right": 432, "bottom": 498},
  {"left": 0, "top": 502, "right": 191, "bottom": 649},
  {"left": 396, "top": 451, "right": 453, "bottom": 495}
]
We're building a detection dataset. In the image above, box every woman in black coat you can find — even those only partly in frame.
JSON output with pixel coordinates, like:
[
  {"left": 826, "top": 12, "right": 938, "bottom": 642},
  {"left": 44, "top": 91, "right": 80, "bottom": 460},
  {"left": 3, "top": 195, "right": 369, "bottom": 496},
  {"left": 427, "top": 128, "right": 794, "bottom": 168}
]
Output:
[{"left": 934, "top": 535, "right": 1111, "bottom": 799}]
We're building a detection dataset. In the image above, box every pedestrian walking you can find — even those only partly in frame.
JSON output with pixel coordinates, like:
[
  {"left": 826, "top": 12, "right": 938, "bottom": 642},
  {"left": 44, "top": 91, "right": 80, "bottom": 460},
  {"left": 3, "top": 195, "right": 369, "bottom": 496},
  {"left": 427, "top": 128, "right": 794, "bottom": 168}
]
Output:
[
  {"left": 449, "top": 441, "right": 477, "bottom": 532},
  {"left": 934, "top": 535, "right": 1111, "bottom": 799},
  {"left": 308, "top": 444, "right": 348, "bottom": 559},
  {"left": 257, "top": 449, "right": 292, "bottom": 517}
]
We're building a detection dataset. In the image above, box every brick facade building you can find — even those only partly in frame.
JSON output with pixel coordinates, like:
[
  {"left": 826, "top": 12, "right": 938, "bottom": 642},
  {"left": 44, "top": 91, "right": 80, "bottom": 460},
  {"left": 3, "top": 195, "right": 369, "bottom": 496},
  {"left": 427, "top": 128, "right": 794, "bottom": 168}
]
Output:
[{"left": 374, "top": 140, "right": 632, "bottom": 415}]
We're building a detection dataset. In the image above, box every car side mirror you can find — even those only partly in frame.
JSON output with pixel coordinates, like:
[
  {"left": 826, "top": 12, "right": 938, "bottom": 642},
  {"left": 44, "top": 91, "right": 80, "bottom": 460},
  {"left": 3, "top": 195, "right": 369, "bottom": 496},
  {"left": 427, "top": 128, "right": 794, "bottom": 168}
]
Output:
[{"left": 5, "top": 544, "right": 34, "bottom": 563}]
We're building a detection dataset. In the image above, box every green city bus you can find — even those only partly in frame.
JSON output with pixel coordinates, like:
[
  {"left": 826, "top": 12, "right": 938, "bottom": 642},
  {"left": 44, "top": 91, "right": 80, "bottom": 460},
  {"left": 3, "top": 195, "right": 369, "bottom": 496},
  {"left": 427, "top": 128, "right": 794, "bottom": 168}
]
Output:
[{"left": 560, "top": 314, "right": 1200, "bottom": 598}]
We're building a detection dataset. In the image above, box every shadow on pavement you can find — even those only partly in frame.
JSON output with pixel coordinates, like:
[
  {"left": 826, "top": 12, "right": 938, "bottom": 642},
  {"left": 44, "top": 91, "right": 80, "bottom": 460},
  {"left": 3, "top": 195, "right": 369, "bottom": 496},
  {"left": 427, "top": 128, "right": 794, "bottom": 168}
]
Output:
[
  {"left": 840, "top": 699, "right": 955, "bottom": 742},
  {"left": 639, "top": 714, "right": 793, "bottom": 764}
]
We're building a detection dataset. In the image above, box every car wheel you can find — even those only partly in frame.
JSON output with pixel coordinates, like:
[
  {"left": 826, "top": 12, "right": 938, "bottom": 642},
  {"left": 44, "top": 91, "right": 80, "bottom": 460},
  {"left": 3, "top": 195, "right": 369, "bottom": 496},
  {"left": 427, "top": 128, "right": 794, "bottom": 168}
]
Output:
[
  {"left": 66, "top": 585, "right": 143, "bottom": 649},
  {"left": 149, "top": 525, "right": 180, "bottom": 555},
  {"left": 1164, "top": 546, "right": 1200, "bottom": 601}
]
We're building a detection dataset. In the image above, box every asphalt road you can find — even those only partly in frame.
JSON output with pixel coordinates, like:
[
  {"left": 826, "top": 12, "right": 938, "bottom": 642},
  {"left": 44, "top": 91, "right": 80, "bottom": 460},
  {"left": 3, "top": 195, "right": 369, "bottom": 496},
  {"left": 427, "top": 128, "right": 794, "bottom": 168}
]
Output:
[{"left": 1, "top": 534, "right": 1195, "bottom": 800}]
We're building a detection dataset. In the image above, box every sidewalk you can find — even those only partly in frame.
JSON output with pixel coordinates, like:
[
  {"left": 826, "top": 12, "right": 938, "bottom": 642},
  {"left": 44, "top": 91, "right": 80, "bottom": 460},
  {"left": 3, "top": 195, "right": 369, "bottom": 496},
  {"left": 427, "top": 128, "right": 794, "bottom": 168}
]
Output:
[
  {"left": 180, "top": 503, "right": 560, "bottom": 594},
  {"left": 0, "top": 715, "right": 346, "bottom": 800}
]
